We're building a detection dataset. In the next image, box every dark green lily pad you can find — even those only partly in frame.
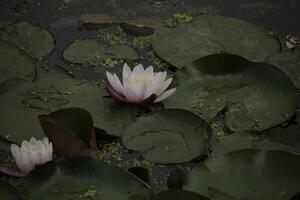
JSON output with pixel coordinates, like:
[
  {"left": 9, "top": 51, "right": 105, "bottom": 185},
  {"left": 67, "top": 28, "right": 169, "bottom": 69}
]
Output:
[
  {"left": 23, "top": 157, "right": 148, "bottom": 200},
  {"left": 0, "top": 21, "right": 54, "bottom": 58},
  {"left": 0, "top": 180, "right": 21, "bottom": 200},
  {"left": 151, "top": 190, "right": 210, "bottom": 200},
  {"left": 0, "top": 78, "right": 44, "bottom": 142},
  {"left": 0, "top": 71, "right": 141, "bottom": 144},
  {"left": 0, "top": 40, "right": 36, "bottom": 84},
  {"left": 212, "top": 132, "right": 300, "bottom": 156},
  {"left": 264, "top": 126, "right": 300, "bottom": 149},
  {"left": 63, "top": 39, "right": 138, "bottom": 66},
  {"left": 164, "top": 53, "right": 296, "bottom": 132},
  {"left": 184, "top": 149, "right": 300, "bottom": 200},
  {"left": 266, "top": 50, "right": 300, "bottom": 89},
  {"left": 122, "top": 109, "right": 211, "bottom": 164},
  {"left": 152, "top": 14, "right": 280, "bottom": 69}
]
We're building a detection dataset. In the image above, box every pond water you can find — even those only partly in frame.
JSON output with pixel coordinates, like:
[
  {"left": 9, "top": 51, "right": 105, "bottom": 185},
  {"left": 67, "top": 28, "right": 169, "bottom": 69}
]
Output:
[{"left": 0, "top": 0, "right": 300, "bottom": 199}]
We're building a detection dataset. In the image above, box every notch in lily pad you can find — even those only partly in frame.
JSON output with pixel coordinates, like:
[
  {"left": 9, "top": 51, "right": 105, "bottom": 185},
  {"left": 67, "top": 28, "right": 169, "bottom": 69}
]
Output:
[{"left": 39, "top": 107, "right": 98, "bottom": 158}]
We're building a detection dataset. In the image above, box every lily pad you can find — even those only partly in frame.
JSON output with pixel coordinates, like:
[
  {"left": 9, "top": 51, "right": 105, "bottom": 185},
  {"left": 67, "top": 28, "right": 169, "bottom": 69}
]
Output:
[
  {"left": 264, "top": 126, "right": 300, "bottom": 150},
  {"left": 0, "top": 40, "right": 36, "bottom": 84},
  {"left": 164, "top": 53, "right": 296, "bottom": 132},
  {"left": 152, "top": 14, "right": 280, "bottom": 69},
  {"left": 184, "top": 149, "right": 300, "bottom": 199},
  {"left": 0, "top": 21, "right": 54, "bottom": 58},
  {"left": 122, "top": 109, "right": 211, "bottom": 164},
  {"left": 63, "top": 39, "right": 138, "bottom": 66},
  {"left": 212, "top": 132, "right": 300, "bottom": 156},
  {"left": 23, "top": 157, "right": 148, "bottom": 200},
  {"left": 151, "top": 190, "right": 210, "bottom": 200},
  {"left": 0, "top": 71, "right": 141, "bottom": 144},
  {"left": 266, "top": 50, "right": 300, "bottom": 89},
  {"left": 39, "top": 108, "right": 98, "bottom": 158},
  {"left": 0, "top": 180, "right": 21, "bottom": 200}
]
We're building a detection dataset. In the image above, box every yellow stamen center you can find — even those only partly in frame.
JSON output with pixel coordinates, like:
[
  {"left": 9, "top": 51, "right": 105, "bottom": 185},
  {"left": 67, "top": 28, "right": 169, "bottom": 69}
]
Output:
[{"left": 132, "top": 76, "right": 152, "bottom": 84}]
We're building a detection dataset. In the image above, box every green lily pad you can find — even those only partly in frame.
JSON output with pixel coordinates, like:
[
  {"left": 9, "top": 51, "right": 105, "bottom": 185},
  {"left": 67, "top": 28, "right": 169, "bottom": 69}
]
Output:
[
  {"left": 0, "top": 21, "right": 12, "bottom": 29},
  {"left": 63, "top": 39, "right": 138, "bottom": 66},
  {"left": 266, "top": 50, "right": 300, "bottom": 89},
  {"left": 212, "top": 132, "right": 300, "bottom": 156},
  {"left": 151, "top": 190, "right": 210, "bottom": 200},
  {"left": 0, "top": 21, "right": 54, "bottom": 58},
  {"left": 152, "top": 14, "right": 280, "bottom": 69},
  {"left": 122, "top": 109, "right": 211, "bottom": 164},
  {"left": 0, "top": 78, "right": 44, "bottom": 142},
  {"left": 0, "top": 71, "right": 141, "bottom": 144},
  {"left": 184, "top": 149, "right": 300, "bottom": 199},
  {"left": 23, "top": 157, "right": 148, "bottom": 200},
  {"left": 0, "top": 40, "right": 36, "bottom": 84},
  {"left": 0, "top": 180, "right": 21, "bottom": 200},
  {"left": 164, "top": 53, "right": 296, "bottom": 132},
  {"left": 264, "top": 127, "right": 300, "bottom": 149}
]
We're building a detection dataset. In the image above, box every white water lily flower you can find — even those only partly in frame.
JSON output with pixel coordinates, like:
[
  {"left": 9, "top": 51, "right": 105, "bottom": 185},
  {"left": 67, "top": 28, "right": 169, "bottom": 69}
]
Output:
[
  {"left": 11, "top": 137, "right": 53, "bottom": 174},
  {"left": 106, "top": 63, "right": 176, "bottom": 104}
]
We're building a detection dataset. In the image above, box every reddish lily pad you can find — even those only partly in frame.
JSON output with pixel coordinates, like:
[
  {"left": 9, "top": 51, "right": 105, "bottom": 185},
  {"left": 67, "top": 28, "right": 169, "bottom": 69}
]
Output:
[{"left": 39, "top": 108, "right": 98, "bottom": 158}]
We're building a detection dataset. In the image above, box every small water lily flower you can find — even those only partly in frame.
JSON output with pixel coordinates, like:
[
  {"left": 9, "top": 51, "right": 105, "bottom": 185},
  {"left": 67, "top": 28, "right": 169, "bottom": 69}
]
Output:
[
  {"left": 10, "top": 137, "right": 53, "bottom": 174},
  {"left": 106, "top": 63, "right": 176, "bottom": 104}
]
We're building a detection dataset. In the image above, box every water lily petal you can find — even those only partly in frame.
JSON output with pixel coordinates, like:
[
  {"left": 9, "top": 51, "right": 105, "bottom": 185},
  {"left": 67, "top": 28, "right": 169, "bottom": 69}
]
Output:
[
  {"left": 124, "top": 84, "right": 140, "bottom": 102},
  {"left": 143, "top": 65, "right": 154, "bottom": 80},
  {"left": 132, "top": 64, "right": 144, "bottom": 77},
  {"left": 11, "top": 144, "right": 21, "bottom": 162},
  {"left": 157, "top": 78, "right": 173, "bottom": 95},
  {"left": 135, "top": 84, "right": 148, "bottom": 102},
  {"left": 113, "top": 73, "right": 125, "bottom": 94},
  {"left": 48, "top": 142, "right": 53, "bottom": 161},
  {"left": 152, "top": 72, "right": 168, "bottom": 94},
  {"left": 106, "top": 72, "right": 124, "bottom": 94},
  {"left": 107, "top": 86, "right": 127, "bottom": 102},
  {"left": 123, "top": 77, "right": 140, "bottom": 102},
  {"left": 29, "top": 137, "right": 37, "bottom": 145},
  {"left": 154, "top": 88, "right": 176, "bottom": 103},
  {"left": 11, "top": 137, "right": 53, "bottom": 174},
  {"left": 42, "top": 137, "right": 49, "bottom": 148},
  {"left": 123, "top": 63, "right": 132, "bottom": 79},
  {"left": 107, "top": 63, "right": 176, "bottom": 104},
  {"left": 19, "top": 147, "right": 34, "bottom": 173},
  {"left": 143, "top": 72, "right": 165, "bottom": 98}
]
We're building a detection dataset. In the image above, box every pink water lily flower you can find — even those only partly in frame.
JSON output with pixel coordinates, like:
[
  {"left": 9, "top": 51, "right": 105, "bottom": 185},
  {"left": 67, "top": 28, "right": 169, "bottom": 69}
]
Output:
[
  {"left": 10, "top": 137, "right": 53, "bottom": 174},
  {"left": 106, "top": 63, "right": 176, "bottom": 104}
]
